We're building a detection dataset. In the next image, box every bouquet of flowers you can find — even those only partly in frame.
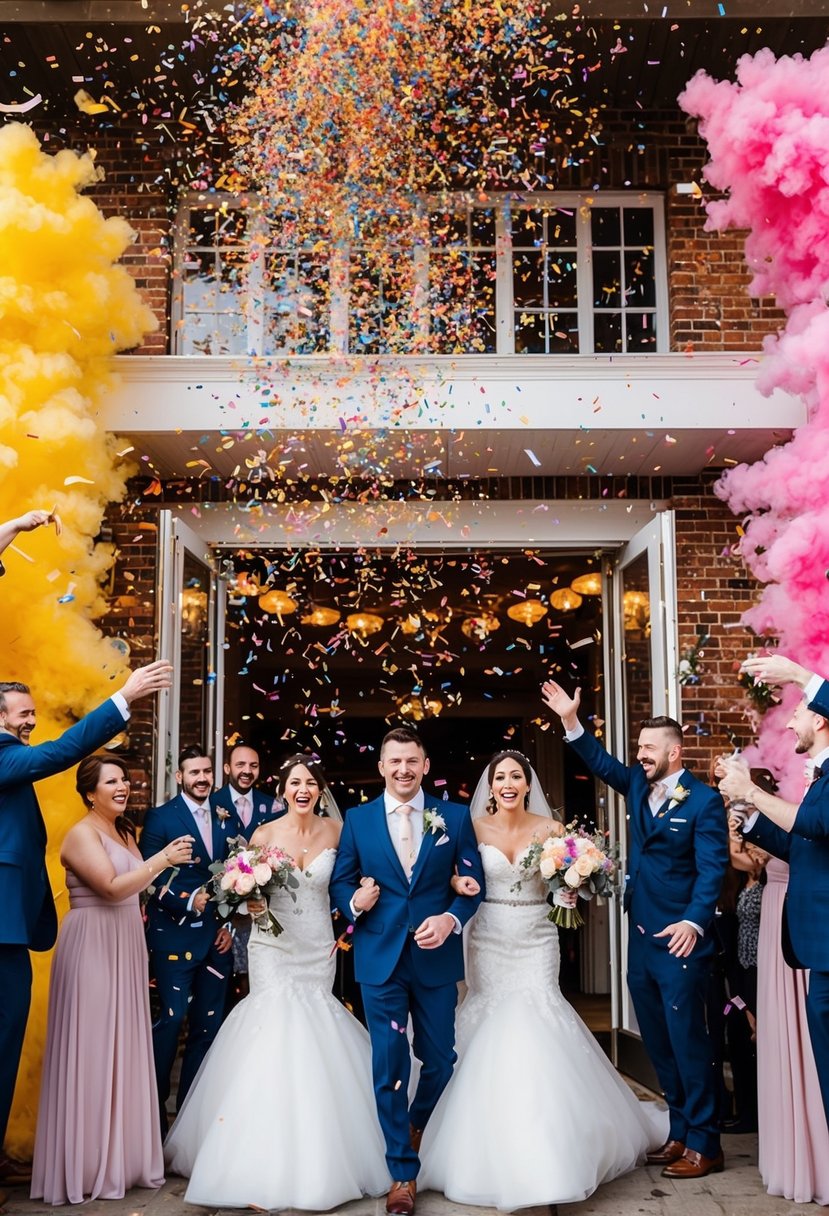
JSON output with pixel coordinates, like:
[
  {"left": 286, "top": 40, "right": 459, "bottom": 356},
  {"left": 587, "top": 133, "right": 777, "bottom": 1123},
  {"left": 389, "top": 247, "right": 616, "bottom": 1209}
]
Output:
[
  {"left": 516, "top": 823, "right": 619, "bottom": 929},
  {"left": 208, "top": 836, "right": 299, "bottom": 937}
]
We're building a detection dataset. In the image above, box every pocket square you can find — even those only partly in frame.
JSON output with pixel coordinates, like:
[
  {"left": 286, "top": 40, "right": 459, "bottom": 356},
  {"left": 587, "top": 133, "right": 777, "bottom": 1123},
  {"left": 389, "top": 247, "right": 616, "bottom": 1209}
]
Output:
[
  {"left": 435, "top": 833, "right": 450, "bottom": 846},
  {"left": 671, "top": 818, "right": 687, "bottom": 824}
]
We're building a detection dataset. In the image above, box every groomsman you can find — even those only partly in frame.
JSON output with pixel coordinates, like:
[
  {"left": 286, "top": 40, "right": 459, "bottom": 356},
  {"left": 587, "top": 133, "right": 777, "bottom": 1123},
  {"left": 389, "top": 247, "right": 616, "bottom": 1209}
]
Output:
[
  {"left": 210, "top": 742, "right": 283, "bottom": 1004},
  {"left": 140, "top": 745, "right": 234, "bottom": 1124},
  {"left": 0, "top": 659, "right": 172, "bottom": 1190},
  {"left": 542, "top": 682, "right": 728, "bottom": 1179},
  {"left": 210, "top": 742, "right": 284, "bottom": 839},
  {"left": 721, "top": 653, "right": 829, "bottom": 1126}
]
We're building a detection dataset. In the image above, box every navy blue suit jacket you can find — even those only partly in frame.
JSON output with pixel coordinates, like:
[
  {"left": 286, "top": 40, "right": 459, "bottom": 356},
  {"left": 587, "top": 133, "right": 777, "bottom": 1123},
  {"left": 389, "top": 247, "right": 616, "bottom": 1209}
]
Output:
[
  {"left": 329, "top": 793, "right": 485, "bottom": 988},
  {"left": 0, "top": 698, "right": 125, "bottom": 949},
  {"left": 569, "top": 730, "right": 728, "bottom": 937},
  {"left": 140, "top": 793, "right": 234, "bottom": 958},
  {"left": 744, "top": 771, "right": 829, "bottom": 971},
  {"left": 209, "top": 783, "right": 284, "bottom": 841}
]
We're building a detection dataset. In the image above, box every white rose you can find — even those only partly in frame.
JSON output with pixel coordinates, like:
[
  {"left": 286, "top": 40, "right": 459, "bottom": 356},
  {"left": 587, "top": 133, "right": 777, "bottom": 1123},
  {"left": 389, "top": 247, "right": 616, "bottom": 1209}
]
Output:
[
  {"left": 575, "top": 854, "right": 596, "bottom": 878},
  {"left": 252, "top": 863, "right": 272, "bottom": 886},
  {"left": 564, "top": 863, "right": 582, "bottom": 889},
  {"left": 220, "top": 871, "right": 235, "bottom": 891}
]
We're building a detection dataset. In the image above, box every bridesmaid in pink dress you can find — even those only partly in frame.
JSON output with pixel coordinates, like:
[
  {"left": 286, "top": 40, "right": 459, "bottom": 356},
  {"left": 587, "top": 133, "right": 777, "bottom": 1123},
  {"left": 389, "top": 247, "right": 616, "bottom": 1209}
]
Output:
[
  {"left": 31, "top": 755, "right": 193, "bottom": 1206},
  {"left": 757, "top": 858, "right": 829, "bottom": 1206}
]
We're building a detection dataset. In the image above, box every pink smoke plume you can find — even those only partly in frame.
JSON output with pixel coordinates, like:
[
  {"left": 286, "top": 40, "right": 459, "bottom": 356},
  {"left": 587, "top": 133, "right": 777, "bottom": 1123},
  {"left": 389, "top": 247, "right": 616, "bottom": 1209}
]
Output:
[{"left": 680, "top": 47, "right": 829, "bottom": 798}]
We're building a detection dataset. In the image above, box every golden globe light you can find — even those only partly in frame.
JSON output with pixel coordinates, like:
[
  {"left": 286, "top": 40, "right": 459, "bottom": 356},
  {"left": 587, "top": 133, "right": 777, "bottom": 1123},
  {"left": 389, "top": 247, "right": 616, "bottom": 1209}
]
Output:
[
  {"left": 550, "top": 587, "right": 583, "bottom": 613},
  {"left": 571, "top": 572, "right": 602, "bottom": 597},
  {"left": 258, "top": 589, "right": 298, "bottom": 616},
  {"left": 623, "top": 590, "right": 650, "bottom": 631},
  {"left": 301, "top": 605, "right": 341, "bottom": 627},
  {"left": 345, "top": 611, "right": 384, "bottom": 636},
  {"left": 506, "top": 598, "right": 548, "bottom": 627},
  {"left": 233, "top": 571, "right": 261, "bottom": 597},
  {"left": 461, "top": 612, "right": 500, "bottom": 639}
]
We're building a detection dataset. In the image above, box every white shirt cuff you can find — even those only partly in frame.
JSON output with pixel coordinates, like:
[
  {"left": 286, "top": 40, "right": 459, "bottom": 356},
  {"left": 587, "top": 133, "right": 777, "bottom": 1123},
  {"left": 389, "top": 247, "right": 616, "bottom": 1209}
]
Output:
[
  {"left": 743, "top": 810, "right": 761, "bottom": 832},
  {"left": 683, "top": 919, "right": 704, "bottom": 937},
  {"left": 349, "top": 897, "right": 362, "bottom": 919},
  {"left": 449, "top": 914, "right": 462, "bottom": 935},
  {"left": 805, "top": 673, "right": 823, "bottom": 701},
  {"left": 564, "top": 722, "right": 584, "bottom": 741},
  {"left": 110, "top": 691, "right": 130, "bottom": 720}
]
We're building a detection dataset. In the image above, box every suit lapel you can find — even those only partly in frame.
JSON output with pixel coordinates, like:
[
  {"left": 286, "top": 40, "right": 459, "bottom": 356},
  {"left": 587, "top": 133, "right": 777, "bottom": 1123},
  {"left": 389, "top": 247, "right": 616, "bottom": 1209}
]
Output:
[
  {"left": 409, "top": 821, "right": 437, "bottom": 890},
  {"left": 374, "top": 797, "right": 409, "bottom": 883}
]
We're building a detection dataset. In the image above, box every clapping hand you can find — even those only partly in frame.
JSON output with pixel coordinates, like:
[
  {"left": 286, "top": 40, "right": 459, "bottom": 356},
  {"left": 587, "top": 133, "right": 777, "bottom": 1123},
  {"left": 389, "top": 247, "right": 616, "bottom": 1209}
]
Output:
[
  {"left": 717, "top": 756, "right": 753, "bottom": 803},
  {"left": 451, "top": 866, "right": 481, "bottom": 897}
]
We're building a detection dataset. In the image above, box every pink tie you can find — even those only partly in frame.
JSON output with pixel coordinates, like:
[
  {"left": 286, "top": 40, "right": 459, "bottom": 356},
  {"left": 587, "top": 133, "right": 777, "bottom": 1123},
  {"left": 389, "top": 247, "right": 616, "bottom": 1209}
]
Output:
[
  {"left": 194, "top": 805, "right": 212, "bottom": 855},
  {"left": 649, "top": 782, "right": 668, "bottom": 815},
  {"left": 237, "top": 795, "right": 251, "bottom": 829},
  {"left": 395, "top": 805, "right": 415, "bottom": 879}
]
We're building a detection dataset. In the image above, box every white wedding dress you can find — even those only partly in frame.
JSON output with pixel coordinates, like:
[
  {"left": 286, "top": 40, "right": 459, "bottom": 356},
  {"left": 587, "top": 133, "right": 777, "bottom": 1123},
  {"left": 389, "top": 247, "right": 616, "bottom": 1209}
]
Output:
[
  {"left": 419, "top": 843, "right": 668, "bottom": 1210},
  {"left": 164, "top": 848, "right": 390, "bottom": 1210}
]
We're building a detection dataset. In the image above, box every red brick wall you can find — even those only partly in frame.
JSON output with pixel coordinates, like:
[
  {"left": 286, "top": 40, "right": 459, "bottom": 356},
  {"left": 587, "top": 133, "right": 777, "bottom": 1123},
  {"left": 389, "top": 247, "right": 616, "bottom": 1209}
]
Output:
[{"left": 40, "top": 107, "right": 786, "bottom": 358}]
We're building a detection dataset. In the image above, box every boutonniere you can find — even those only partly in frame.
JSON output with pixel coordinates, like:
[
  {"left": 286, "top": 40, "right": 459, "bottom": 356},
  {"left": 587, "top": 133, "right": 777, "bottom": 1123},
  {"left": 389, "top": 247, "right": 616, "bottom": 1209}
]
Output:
[
  {"left": 215, "top": 808, "right": 231, "bottom": 826},
  {"left": 424, "top": 810, "right": 447, "bottom": 836},
  {"left": 668, "top": 784, "right": 690, "bottom": 809}
]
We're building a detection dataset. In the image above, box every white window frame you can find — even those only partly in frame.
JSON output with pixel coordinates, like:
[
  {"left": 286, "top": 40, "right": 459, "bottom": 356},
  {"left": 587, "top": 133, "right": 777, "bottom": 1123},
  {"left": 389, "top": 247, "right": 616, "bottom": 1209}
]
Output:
[{"left": 171, "top": 190, "right": 668, "bottom": 357}]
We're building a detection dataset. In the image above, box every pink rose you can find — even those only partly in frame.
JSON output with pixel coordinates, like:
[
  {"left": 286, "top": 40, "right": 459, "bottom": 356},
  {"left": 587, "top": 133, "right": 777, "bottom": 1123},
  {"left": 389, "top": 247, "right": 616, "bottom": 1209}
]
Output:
[
  {"left": 252, "top": 863, "right": 272, "bottom": 886},
  {"left": 220, "top": 871, "right": 236, "bottom": 891},
  {"left": 234, "top": 871, "right": 256, "bottom": 896}
]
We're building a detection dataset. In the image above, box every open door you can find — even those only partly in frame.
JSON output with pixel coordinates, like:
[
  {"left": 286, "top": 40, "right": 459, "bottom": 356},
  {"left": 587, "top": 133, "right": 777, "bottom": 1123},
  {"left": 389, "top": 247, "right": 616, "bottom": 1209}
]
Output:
[
  {"left": 155, "top": 512, "right": 225, "bottom": 804},
  {"left": 602, "top": 510, "right": 678, "bottom": 1085}
]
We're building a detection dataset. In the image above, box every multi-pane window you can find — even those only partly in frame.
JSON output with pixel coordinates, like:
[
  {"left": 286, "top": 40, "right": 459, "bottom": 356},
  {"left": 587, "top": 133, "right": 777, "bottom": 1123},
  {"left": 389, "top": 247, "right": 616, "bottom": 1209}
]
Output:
[{"left": 173, "top": 192, "right": 666, "bottom": 356}]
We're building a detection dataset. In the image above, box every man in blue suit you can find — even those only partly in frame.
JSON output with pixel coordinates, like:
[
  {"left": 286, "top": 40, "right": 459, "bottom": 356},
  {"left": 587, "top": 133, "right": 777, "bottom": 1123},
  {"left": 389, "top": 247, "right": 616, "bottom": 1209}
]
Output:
[
  {"left": 330, "top": 726, "right": 484, "bottom": 1216},
  {"left": 0, "top": 659, "right": 172, "bottom": 1187},
  {"left": 720, "top": 663, "right": 829, "bottom": 1127},
  {"left": 542, "top": 680, "right": 728, "bottom": 1179},
  {"left": 210, "top": 741, "right": 283, "bottom": 839},
  {"left": 210, "top": 741, "right": 283, "bottom": 1005},
  {"left": 140, "top": 745, "right": 234, "bottom": 1125}
]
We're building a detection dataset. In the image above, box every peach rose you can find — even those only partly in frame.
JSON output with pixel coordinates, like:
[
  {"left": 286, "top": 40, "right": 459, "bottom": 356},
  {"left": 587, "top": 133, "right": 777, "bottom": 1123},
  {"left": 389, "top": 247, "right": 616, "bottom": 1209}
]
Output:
[
  {"left": 564, "top": 863, "right": 582, "bottom": 888},
  {"left": 575, "top": 854, "right": 597, "bottom": 878},
  {"left": 234, "top": 871, "right": 256, "bottom": 896},
  {"left": 539, "top": 856, "right": 557, "bottom": 880},
  {"left": 252, "top": 862, "right": 272, "bottom": 886}
]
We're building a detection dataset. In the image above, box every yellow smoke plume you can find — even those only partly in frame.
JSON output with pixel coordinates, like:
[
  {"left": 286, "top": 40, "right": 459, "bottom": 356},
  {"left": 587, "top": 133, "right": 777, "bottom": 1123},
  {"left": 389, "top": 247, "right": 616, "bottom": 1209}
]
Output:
[{"left": 0, "top": 122, "right": 156, "bottom": 1155}]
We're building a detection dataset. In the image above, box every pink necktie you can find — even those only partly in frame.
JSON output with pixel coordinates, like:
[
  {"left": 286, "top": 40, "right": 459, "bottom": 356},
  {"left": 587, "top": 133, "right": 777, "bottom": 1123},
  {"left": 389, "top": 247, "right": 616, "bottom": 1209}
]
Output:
[
  {"left": 649, "top": 782, "right": 668, "bottom": 815},
  {"left": 395, "top": 805, "right": 415, "bottom": 879},
  {"left": 237, "top": 795, "right": 251, "bottom": 828},
  {"left": 194, "top": 805, "right": 212, "bottom": 854}
]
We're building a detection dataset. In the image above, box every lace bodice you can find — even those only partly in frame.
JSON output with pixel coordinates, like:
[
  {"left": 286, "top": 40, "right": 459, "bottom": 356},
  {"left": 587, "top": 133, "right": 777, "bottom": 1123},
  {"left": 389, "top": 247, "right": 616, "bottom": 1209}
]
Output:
[
  {"left": 247, "top": 848, "right": 337, "bottom": 993},
  {"left": 461, "top": 843, "right": 562, "bottom": 1016}
]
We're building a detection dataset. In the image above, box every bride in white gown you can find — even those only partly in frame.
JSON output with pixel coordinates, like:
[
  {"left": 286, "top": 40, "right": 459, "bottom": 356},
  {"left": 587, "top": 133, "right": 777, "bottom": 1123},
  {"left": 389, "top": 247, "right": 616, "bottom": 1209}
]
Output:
[
  {"left": 164, "top": 755, "right": 390, "bottom": 1211},
  {"left": 419, "top": 750, "right": 667, "bottom": 1211}
]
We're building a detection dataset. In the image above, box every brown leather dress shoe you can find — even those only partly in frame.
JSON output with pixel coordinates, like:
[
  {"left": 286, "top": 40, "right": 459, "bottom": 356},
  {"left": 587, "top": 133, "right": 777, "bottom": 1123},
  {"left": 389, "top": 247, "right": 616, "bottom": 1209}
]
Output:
[
  {"left": 409, "top": 1124, "right": 423, "bottom": 1153},
  {"left": 387, "top": 1180, "right": 417, "bottom": 1215},
  {"left": 662, "top": 1148, "right": 725, "bottom": 1179},
  {"left": 645, "top": 1139, "right": 685, "bottom": 1165}
]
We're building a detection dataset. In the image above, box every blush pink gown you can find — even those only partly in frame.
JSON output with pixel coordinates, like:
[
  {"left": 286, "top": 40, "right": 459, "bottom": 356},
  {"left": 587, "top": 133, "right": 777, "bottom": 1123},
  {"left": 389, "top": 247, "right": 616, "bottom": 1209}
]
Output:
[
  {"left": 757, "top": 858, "right": 829, "bottom": 1206},
  {"left": 31, "top": 832, "right": 164, "bottom": 1206}
]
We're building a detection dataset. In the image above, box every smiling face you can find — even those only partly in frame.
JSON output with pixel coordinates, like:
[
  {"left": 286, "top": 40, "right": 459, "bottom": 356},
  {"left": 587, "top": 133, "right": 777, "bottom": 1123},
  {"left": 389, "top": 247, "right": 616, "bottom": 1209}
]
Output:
[
  {"left": 636, "top": 727, "right": 682, "bottom": 785},
  {"left": 90, "top": 762, "right": 131, "bottom": 817},
  {"left": 0, "top": 689, "right": 36, "bottom": 744},
  {"left": 225, "top": 746, "right": 260, "bottom": 794},
  {"left": 177, "top": 755, "right": 214, "bottom": 804},
  {"left": 786, "top": 699, "right": 823, "bottom": 756},
  {"left": 378, "top": 740, "right": 430, "bottom": 803},
  {"left": 490, "top": 757, "right": 530, "bottom": 814},
  {"left": 281, "top": 763, "right": 320, "bottom": 816}
]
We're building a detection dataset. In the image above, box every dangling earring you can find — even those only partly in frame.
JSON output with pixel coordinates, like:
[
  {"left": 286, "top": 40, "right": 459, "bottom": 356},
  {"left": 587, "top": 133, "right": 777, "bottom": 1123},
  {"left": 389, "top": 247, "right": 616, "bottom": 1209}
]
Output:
[
  {"left": 318, "top": 794, "right": 328, "bottom": 816},
  {"left": 487, "top": 792, "right": 497, "bottom": 815}
]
